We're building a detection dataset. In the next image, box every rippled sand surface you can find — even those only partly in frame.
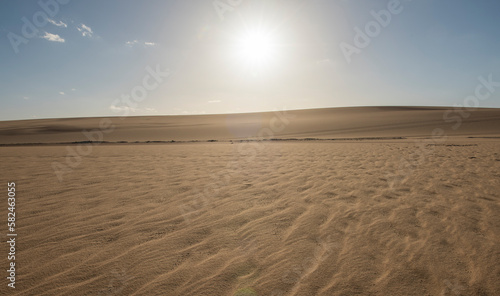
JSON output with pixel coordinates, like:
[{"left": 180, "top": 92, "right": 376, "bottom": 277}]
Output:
[{"left": 1, "top": 138, "right": 499, "bottom": 295}]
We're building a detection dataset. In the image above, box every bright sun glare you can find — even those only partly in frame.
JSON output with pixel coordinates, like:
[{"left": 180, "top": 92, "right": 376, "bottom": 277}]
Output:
[{"left": 236, "top": 29, "right": 276, "bottom": 69}]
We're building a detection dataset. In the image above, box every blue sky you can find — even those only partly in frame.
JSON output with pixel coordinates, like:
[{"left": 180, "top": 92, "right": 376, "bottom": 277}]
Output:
[{"left": 1, "top": 0, "right": 499, "bottom": 121}]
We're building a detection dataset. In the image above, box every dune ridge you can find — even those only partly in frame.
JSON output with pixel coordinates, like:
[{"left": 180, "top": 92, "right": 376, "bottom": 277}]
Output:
[{"left": 1, "top": 106, "right": 499, "bottom": 144}]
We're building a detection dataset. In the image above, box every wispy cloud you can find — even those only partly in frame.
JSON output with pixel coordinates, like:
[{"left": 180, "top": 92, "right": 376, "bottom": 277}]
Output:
[
  {"left": 42, "top": 32, "right": 65, "bottom": 42},
  {"left": 77, "top": 24, "right": 93, "bottom": 37},
  {"left": 23, "top": 96, "right": 29, "bottom": 100},
  {"left": 110, "top": 104, "right": 136, "bottom": 113},
  {"left": 48, "top": 19, "right": 67, "bottom": 28},
  {"left": 126, "top": 40, "right": 157, "bottom": 47},
  {"left": 109, "top": 105, "right": 157, "bottom": 113},
  {"left": 59, "top": 92, "right": 65, "bottom": 95},
  {"left": 125, "top": 40, "right": 138, "bottom": 46}
]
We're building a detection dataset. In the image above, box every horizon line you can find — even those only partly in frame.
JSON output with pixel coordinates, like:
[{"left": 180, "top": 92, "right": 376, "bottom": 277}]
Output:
[{"left": 2, "top": 105, "right": 500, "bottom": 123}]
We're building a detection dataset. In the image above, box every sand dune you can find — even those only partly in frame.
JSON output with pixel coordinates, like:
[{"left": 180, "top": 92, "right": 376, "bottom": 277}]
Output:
[
  {"left": 1, "top": 106, "right": 499, "bottom": 144},
  {"left": 1, "top": 107, "right": 499, "bottom": 295}
]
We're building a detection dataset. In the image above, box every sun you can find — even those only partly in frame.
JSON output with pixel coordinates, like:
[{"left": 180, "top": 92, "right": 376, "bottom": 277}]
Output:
[{"left": 236, "top": 29, "right": 276, "bottom": 70}]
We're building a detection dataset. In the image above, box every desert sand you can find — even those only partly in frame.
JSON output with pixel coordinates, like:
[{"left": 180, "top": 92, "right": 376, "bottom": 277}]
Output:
[{"left": 1, "top": 107, "right": 499, "bottom": 295}]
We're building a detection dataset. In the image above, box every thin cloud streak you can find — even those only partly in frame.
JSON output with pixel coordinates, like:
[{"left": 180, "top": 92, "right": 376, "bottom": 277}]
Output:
[{"left": 42, "top": 32, "right": 65, "bottom": 42}]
